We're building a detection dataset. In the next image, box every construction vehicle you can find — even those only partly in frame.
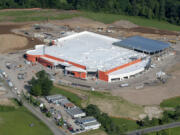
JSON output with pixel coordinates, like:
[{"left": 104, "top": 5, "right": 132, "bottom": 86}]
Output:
[{"left": 168, "top": 40, "right": 176, "bottom": 44}]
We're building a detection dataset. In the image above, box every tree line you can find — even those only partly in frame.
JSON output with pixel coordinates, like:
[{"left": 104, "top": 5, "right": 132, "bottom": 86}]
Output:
[
  {"left": 0, "top": 0, "right": 179, "bottom": 26},
  {"left": 84, "top": 104, "right": 125, "bottom": 135}
]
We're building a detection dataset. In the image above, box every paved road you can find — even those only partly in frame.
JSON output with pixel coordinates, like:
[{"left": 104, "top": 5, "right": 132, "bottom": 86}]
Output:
[
  {"left": 13, "top": 92, "right": 66, "bottom": 135},
  {"left": 127, "top": 122, "right": 180, "bottom": 135}
]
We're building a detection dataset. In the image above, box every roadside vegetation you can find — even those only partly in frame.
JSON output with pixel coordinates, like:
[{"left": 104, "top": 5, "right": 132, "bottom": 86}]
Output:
[
  {"left": 111, "top": 117, "right": 139, "bottom": 131},
  {"left": 0, "top": 10, "right": 180, "bottom": 31},
  {"left": 136, "top": 106, "right": 180, "bottom": 129},
  {"left": 0, "top": 99, "right": 53, "bottom": 135},
  {"left": 79, "top": 129, "right": 107, "bottom": 135},
  {"left": 147, "top": 127, "right": 180, "bottom": 135},
  {"left": 84, "top": 104, "right": 125, "bottom": 135},
  {"left": 160, "top": 96, "right": 180, "bottom": 108}
]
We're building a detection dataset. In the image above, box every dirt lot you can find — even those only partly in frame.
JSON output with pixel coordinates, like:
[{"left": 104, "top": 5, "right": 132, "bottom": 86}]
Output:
[
  {"left": 0, "top": 98, "right": 14, "bottom": 106},
  {"left": 0, "top": 34, "right": 28, "bottom": 53},
  {"left": 50, "top": 17, "right": 107, "bottom": 30},
  {"left": 0, "top": 24, "right": 43, "bottom": 53},
  {"left": 111, "top": 59, "right": 180, "bottom": 106}
]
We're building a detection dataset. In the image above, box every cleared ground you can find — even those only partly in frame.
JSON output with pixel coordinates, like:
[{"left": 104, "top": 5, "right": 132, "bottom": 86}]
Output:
[
  {"left": 0, "top": 34, "right": 28, "bottom": 53},
  {"left": 0, "top": 98, "right": 15, "bottom": 106},
  {"left": 0, "top": 24, "right": 43, "bottom": 53}
]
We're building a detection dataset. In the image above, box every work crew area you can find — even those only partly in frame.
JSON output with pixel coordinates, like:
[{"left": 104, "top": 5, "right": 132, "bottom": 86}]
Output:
[{"left": 25, "top": 31, "right": 166, "bottom": 83}]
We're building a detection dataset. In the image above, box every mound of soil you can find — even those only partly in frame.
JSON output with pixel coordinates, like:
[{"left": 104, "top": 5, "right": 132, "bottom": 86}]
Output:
[
  {"left": 130, "top": 26, "right": 179, "bottom": 36},
  {"left": 111, "top": 20, "right": 138, "bottom": 29}
]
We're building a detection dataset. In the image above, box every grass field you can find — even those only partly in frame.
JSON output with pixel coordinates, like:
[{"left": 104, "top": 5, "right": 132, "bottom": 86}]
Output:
[
  {"left": 111, "top": 117, "right": 139, "bottom": 131},
  {"left": 148, "top": 127, "right": 180, "bottom": 135},
  {"left": 0, "top": 9, "right": 180, "bottom": 31},
  {"left": 81, "top": 12, "right": 180, "bottom": 31},
  {"left": 160, "top": 96, "right": 180, "bottom": 108},
  {"left": 0, "top": 104, "right": 53, "bottom": 135},
  {"left": 51, "top": 86, "right": 82, "bottom": 107}
]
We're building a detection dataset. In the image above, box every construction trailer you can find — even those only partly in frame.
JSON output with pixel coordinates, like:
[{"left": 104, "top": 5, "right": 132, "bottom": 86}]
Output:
[
  {"left": 76, "top": 116, "right": 101, "bottom": 130},
  {"left": 46, "top": 94, "right": 67, "bottom": 104}
]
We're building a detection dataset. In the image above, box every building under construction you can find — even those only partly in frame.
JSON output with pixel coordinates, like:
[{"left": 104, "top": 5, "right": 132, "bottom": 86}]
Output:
[{"left": 26, "top": 31, "right": 170, "bottom": 82}]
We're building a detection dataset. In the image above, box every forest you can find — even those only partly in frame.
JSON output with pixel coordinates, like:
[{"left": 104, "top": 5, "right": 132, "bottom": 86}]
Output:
[{"left": 0, "top": 0, "right": 180, "bottom": 25}]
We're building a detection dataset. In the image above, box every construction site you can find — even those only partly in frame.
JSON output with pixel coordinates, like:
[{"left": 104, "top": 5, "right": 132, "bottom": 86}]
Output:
[
  {"left": 0, "top": 10, "right": 180, "bottom": 128},
  {"left": 0, "top": 14, "right": 179, "bottom": 94}
]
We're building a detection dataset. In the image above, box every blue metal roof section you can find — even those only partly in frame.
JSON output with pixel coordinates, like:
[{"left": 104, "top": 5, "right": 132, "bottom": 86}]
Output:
[{"left": 113, "top": 36, "right": 170, "bottom": 53}]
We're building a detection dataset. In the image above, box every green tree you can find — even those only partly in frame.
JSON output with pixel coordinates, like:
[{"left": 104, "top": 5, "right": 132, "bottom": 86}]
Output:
[
  {"left": 29, "top": 70, "right": 53, "bottom": 96},
  {"left": 31, "top": 83, "right": 42, "bottom": 96},
  {"left": 174, "top": 106, "right": 180, "bottom": 119},
  {"left": 162, "top": 111, "right": 170, "bottom": 123},
  {"left": 58, "top": 118, "right": 64, "bottom": 126},
  {"left": 159, "top": 0, "right": 165, "bottom": 20},
  {"left": 41, "top": 77, "right": 53, "bottom": 96}
]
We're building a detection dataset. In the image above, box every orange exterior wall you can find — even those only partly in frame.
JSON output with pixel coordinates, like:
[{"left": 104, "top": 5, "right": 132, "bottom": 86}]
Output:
[
  {"left": 73, "top": 71, "right": 86, "bottom": 79},
  {"left": 26, "top": 54, "right": 38, "bottom": 63},
  {"left": 99, "top": 59, "right": 142, "bottom": 82},
  {"left": 26, "top": 54, "right": 86, "bottom": 70},
  {"left": 38, "top": 57, "right": 54, "bottom": 67},
  {"left": 68, "top": 61, "right": 86, "bottom": 70},
  {"left": 98, "top": 70, "right": 109, "bottom": 82},
  {"left": 26, "top": 53, "right": 87, "bottom": 79},
  {"left": 44, "top": 54, "right": 65, "bottom": 62},
  {"left": 105, "top": 59, "right": 142, "bottom": 74}
]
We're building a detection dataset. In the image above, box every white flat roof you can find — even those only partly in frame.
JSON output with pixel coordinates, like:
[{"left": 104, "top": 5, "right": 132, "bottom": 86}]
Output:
[
  {"left": 109, "top": 59, "right": 148, "bottom": 77},
  {"left": 27, "top": 31, "right": 146, "bottom": 71}
]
